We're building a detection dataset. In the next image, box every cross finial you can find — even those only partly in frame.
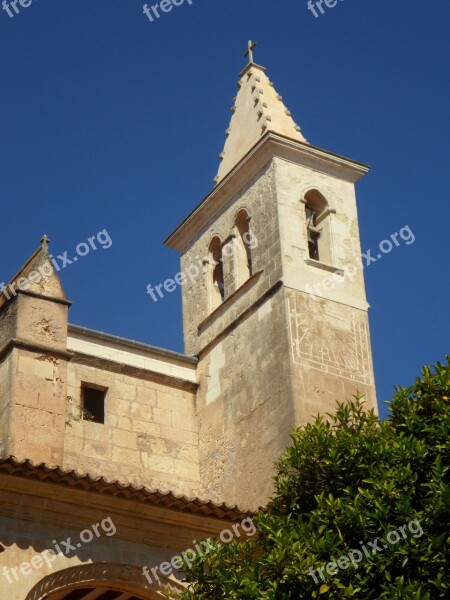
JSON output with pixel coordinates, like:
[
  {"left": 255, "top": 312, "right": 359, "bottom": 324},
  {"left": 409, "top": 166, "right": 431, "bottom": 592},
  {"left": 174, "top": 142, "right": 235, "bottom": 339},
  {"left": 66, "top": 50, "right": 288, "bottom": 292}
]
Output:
[{"left": 244, "top": 40, "right": 257, "bottom": 64}]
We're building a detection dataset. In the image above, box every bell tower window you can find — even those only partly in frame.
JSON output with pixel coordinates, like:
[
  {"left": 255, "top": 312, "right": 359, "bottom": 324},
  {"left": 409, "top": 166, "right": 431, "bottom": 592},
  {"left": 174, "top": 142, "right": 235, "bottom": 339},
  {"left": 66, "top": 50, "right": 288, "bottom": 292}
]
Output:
[
  {"left": 303, "top": 190, "right": 334, "bottom": 265},
  {"left": 234, "top": 210, "right": 253, "bottom": 287},
  {"left": 305, "top": 206, "right": 321, "bottom": 260},
  {"left": 208, "top": 236, "right": 225, "bottom": 310}
]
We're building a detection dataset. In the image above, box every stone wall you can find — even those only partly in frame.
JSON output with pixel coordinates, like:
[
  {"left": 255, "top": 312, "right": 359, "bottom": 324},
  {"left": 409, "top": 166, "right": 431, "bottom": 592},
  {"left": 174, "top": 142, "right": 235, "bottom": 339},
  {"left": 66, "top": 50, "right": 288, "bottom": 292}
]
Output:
[
  {"left": 0, "top": 353, "right": 13, "bottom": 457},
  {"left": 177, "top": 150, "right": 377, "bottom": 509},
  {"left": 8, "top": 347, "right": 67, "bottom": 465},
  {"left": 1, "top": 515, "right": 159, "bottom": 600},
  {"left": 196, "top": 288, "right": 294, "bottom": 510},
  {"left": 179, "top": 161, "right": 298, "bottom": 510},
  {"left": 180, "top": 161, "right": 282, "bottom": 356},
  {"left": 287, "top": 289, "right": 377, "bottom": 425},
  {"left": 0, "top": 466, "right": 241, "bottom": 600},
  {"left": 274, "top": 157, "right": 369, "bottom": 311},
  {"left": 64, "top": 360, "right": 200, "bottom": 497}
]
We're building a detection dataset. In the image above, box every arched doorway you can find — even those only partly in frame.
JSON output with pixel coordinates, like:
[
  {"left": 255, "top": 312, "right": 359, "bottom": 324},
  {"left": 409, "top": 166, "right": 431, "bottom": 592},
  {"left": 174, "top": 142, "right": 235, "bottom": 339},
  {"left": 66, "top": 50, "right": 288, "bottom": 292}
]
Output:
[{"left": 25, "top": 563, "right": 184, "bottom": 600}]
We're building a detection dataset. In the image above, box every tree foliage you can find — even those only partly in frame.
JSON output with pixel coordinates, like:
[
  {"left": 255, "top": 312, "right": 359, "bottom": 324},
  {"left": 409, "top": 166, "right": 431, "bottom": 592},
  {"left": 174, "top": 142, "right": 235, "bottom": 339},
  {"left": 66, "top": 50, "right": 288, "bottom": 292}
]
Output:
[{"left": 174, "top": 358, "right": 450, "bottom": 599}]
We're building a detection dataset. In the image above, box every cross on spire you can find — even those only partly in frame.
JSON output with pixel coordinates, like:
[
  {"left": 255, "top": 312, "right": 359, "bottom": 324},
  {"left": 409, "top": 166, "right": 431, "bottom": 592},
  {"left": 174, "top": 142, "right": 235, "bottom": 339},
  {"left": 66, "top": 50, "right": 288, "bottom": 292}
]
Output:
[{"left": 244, "top": 40, "right": 257, "bottom": 64}]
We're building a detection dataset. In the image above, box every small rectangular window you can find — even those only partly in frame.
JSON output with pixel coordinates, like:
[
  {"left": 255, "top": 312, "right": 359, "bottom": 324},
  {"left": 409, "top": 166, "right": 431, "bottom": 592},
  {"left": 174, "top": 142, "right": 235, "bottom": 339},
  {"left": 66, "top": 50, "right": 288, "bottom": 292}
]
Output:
[{"left": 82, "top": 386, "right": 106, "bottom": 424}]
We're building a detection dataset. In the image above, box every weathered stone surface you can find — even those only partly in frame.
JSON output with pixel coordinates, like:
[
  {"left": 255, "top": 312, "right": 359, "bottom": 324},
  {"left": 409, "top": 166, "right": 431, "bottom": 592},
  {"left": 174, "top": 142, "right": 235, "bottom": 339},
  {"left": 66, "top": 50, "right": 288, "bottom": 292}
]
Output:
[{"left": 0, "top": 56, "right": 378, "bottom": 597}]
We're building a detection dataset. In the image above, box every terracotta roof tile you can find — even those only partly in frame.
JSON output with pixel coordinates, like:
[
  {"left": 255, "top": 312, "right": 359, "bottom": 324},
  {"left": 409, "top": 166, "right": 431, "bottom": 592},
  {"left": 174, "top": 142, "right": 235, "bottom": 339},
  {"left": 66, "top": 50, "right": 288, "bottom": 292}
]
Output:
[{"left": 0, "top": 456, "right": 252, "bottom": 521}]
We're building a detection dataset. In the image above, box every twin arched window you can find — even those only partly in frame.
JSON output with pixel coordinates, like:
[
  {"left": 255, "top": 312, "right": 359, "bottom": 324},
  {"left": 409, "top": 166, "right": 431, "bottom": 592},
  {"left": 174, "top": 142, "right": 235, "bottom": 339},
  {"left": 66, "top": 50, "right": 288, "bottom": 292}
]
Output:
[{"left": 207, "top": 210, "right": 254, "bottom": 312}]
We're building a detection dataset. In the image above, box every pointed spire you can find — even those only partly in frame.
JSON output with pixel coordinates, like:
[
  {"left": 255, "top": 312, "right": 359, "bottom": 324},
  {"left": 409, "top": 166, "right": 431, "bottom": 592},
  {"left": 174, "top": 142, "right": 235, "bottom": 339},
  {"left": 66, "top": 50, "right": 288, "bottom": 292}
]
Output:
[
  {"left": 40, "top": 234, "right": 51, "bottom": 248},
  {"left": 0, "top": 236, "right": 68, "bottom": 310},
  {"left": 215, "top": 43, "right": 308, "bottom": 185}
]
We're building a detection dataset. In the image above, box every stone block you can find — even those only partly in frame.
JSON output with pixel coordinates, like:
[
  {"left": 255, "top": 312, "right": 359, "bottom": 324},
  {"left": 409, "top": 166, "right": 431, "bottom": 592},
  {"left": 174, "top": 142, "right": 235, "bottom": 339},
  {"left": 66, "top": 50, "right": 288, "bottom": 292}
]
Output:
[
  {"left": 131, "top": 419, "right": 161, "bottom": 436},
  {"left": 107, "top": 397, "right": 130, "bottom": 416},
  {"left": 112, "top": 429, "right": 138, "bottom": 450},
  {"left": 153, "top": 407, "right": 172, "bottom": 427},
  {"left": 34, "top": 360, "right": 55, "bottom": 381},
  {"left": 112, "top": 446, "right": 141, "bottom": 468},
  {"left": 130, "top": 402, "right": 153, "bottom": 421},
  {"left": 159, "top": 425, "right": 197, "bottom": 446},
  {"left": 171, "top": 410, "right": 197, "bottom": 433}
]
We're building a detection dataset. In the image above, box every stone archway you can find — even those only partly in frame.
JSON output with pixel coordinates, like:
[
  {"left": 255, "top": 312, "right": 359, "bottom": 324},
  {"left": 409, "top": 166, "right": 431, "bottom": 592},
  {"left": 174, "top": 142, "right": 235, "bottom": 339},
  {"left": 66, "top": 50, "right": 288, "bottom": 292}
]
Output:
[
  {"left": 25, "top": 563, "right": 184, "bottom": 600},
  {"left": 44, "top": 589, "right": 146, "bottom": 600}
]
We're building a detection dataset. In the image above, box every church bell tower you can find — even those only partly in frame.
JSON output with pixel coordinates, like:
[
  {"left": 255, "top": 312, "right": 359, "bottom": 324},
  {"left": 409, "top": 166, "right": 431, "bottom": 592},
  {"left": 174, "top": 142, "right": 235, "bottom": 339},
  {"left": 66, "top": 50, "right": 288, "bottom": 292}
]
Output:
[{"left": 166, "top": 42, "right": 377, "bottom": 510}]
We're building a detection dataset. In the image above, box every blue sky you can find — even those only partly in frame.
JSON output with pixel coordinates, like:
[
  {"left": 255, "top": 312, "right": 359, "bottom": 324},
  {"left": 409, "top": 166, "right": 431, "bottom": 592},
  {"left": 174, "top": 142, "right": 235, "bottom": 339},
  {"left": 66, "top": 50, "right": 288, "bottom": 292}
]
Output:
[{"left": 1, "top": 0, "right": 448, "bottom": 419}]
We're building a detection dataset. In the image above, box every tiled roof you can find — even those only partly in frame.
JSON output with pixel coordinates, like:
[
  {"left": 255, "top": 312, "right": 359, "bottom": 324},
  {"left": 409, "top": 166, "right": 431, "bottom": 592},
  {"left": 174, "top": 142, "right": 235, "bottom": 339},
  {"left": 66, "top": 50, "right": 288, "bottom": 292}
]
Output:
[{"left": 0, "top": 456, "right": 251, "bottom": 521}]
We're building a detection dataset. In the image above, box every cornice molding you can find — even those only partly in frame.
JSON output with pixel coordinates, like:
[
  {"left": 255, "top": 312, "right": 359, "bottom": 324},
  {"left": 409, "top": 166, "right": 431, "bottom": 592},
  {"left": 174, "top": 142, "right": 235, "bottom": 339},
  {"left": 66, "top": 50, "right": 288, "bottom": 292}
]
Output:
[
  {"left": 0, "top": 338, "right": 74, "bottom": 364},
  {"left": 165, "top": 133, "right": 369, "bottom": 252},
  {"left": 198, "top": 270, "right": 263, "bottom": 336},
  {"left": 198, "top": 280, "right": 283, "bottom": 358},
  {"left": 71, "top": 352, "right": 198, "bottom": 393}
]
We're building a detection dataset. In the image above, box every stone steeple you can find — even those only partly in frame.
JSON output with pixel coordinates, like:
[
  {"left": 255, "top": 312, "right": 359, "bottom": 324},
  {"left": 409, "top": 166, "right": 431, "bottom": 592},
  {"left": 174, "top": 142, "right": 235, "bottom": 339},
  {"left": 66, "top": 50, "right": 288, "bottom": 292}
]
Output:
[
  {"left": 167, "top": 46, "right": 377, "bottom": 510},
  {"left": 0, "top": 236, "right": 68, "bottom": 312},
  {"left": 215, "top": 42, "right": 308, "bottom": 185},
  {"left": 0, "top": 237, "right": 71, "bottom": 467}
]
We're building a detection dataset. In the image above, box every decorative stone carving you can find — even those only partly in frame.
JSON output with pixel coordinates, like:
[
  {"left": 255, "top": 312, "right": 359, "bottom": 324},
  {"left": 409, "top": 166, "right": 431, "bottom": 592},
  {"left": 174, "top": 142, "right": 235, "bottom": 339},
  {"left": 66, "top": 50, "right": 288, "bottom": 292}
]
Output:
[{"left": 25, "top": 562, "right": 184, "bottom": 600}]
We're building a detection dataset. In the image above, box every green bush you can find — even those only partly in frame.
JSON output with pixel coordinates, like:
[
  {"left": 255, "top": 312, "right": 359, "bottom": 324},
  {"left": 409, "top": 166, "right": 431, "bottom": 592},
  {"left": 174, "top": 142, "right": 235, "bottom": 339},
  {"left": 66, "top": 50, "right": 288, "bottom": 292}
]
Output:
[{"left": 174, "top": 358, "right": 450, "bottom": 599}]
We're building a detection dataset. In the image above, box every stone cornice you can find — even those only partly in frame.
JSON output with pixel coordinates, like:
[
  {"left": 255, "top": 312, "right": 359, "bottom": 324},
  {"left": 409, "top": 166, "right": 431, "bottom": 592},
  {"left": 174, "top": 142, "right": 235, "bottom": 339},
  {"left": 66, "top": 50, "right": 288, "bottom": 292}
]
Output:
[
  {"left": 165, "top": 132, "right": 369, "bottom": 252},
  {"left": 70, "top": 351, "right": 198, "bottom": 393},
  {"left": 198, "top": 270, "right": 263, "bottom": 335},
  {"left": 198, "top": 279, "right": 283, "bottom": 358},
  {"left": 18, "top": 289, "right": 73, "bottom": 307},
  {"left": 67, "top": 324, "right": 198, "bottom": 389},
  {"left": 68, "top": 324, "right": 197, "bottom": 366},
  {"left": 0, "top": 338, "right": 74, "bottom": 363}
]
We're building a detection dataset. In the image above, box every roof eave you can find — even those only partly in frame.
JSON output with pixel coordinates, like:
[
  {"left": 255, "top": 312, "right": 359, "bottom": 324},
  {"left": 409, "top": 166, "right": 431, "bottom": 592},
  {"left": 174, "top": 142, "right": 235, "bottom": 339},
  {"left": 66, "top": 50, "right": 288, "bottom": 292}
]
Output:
[
  {"left": 165, "top": 132, "right": 370, "bottom": 252},
  {"left": 0, "top": 456, "right": 252, "bottom": 521}
]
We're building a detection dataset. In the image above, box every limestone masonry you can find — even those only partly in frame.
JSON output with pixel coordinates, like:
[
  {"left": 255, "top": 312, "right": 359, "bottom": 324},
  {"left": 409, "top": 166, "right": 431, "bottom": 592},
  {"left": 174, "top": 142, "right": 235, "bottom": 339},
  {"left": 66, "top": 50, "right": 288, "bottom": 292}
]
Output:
[{"left": 0, "top": 52, "right": 377, "bottom": 599}]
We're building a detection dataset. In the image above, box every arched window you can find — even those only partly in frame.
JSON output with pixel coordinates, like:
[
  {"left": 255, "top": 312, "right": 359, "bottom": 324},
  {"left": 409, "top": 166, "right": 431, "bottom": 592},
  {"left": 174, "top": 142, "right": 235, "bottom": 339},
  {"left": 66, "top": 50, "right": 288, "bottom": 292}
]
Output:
[
  {"left": 234, "top": 210, "right": 253, "bottom": 287},
  {"left": 303, "top": 190, "right": 333, "bottom": 264},
  {"left": 208, "top": 236, "right": 225, "bottom": 310}
]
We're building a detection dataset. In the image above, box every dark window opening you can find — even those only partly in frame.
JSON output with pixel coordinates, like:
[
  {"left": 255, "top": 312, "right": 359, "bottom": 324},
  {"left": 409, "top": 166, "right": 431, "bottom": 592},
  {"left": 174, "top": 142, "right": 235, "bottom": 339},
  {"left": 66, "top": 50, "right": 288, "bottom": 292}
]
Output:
[
  {"left": 235, "top": 210, "right": 253, "bottom": 280},
  {"left": 209, "top": 236, "right": 225, "bottom": 306},
  {"left": 82, "top": 386, "right": 106, "bottom": 424},
  {"left": 213, "top": 261, "right": 225, "bottom": 302},
  {"left": 305, "top": 206, "right": 321, "bottom": 261}
]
